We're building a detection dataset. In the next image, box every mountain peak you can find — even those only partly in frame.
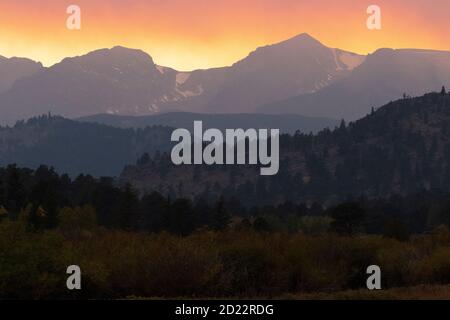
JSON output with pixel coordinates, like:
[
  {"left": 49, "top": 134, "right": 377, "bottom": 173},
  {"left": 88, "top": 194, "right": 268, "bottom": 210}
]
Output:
[
  {"left": 279, "top": 33, "right": 325, "bottom": 46},
  {"left": 110, "top": 45, "right": 145, "bottom": 54},
  {"left": 57, "top": 46, "right": 156, "bottom": 69},
  {"left": 93, "top": 46, "right": 153, "bottom": 60},
  {"left": 246, "top": 33, "right": 326, "bottom": 58},
  {"left": 289, "top": 33, "right": 317, "bottom": 41}
]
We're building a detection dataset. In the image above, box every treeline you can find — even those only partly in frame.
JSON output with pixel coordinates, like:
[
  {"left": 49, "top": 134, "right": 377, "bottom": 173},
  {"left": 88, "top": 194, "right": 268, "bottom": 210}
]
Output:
[
  {"left": 0, "top": 164, "right": 230, "bottom": 235},
  {"left": 1, "top": 165, "right": 450, "bottom": 236}
]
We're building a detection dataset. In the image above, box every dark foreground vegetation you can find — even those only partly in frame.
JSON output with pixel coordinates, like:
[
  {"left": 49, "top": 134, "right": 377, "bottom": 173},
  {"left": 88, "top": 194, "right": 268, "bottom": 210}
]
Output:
[
  {"left": 1, "top": 217, "right": 450, "bottom": 299},
  {"left": 1, "top": 165, "right": 450, "bottom": 299}
]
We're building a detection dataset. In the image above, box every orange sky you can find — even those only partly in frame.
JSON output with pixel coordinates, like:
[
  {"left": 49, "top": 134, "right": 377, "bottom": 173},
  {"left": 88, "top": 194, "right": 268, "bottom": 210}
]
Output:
[{"left": 0, "top": 0, "right": 449, "bottom": 71}]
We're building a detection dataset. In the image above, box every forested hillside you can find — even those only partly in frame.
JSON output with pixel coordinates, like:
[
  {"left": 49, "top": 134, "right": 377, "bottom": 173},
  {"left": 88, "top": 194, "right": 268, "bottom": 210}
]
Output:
[
  {"left": 121, "top": 90, "right": 450, "bottom": 205},
  {"left": 0, "top": 115, "right": 172, "bottom": 176}
]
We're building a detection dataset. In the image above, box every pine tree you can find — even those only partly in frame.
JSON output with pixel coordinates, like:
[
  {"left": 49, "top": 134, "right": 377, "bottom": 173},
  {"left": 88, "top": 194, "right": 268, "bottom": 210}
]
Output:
[
  {"left": 0, "top": 176, "right": 7, "bottom": 222},
  {"left": 5, "top": 165, "right": 26, "bottom": 216},
  {"left": 212, "top": 197, "right": 231, "bottom": 231},
  {"left": 137, "top": 153, "right": 150, "bottom": 165},
  {"left": 116, "top": 183, "right": 139, "bottom": 230},
  {"left": 253, "top": 217, "right": 271, "bottom": 232},
  {"left": 0, "top": 177, "right": 4, "bottom": 206},
  {"left": 441, "top": 86, "right": 447, "bottom": 95},
  {"left": 329, "top": 202, "right": 366, "bottom": 236}
]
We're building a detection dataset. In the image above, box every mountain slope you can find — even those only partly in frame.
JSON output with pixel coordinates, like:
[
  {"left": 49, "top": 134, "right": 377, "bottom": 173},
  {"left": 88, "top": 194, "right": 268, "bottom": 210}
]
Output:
[
  {"left": 205, "top": 33, "right": 365, "bottom": 113},
  {"left": 0, "top": 115, "right": 173, "bottom": 177},
  {"left": 120, "top": 91, "right": 450, "bottom": 204},
  {"left": 260, "top": 48, "right": 450, "bottom": 120}
]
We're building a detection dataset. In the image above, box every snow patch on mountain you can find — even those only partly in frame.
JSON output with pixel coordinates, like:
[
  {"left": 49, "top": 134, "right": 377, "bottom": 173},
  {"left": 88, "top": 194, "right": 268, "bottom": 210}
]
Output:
[
  {"left": 176, "top": 72, "right": 191, "bottom": 85},
  {"left": 175, "top": 85, "right": 204, "bottom": 98},
  {"left": 339, "top": 52, "right": 366, "bottom": 70},
  {"left": 331, "top": 49, "right": 365, "bottom": 71},
  {"left": 331, "top": 49, "right": 343, "bottom": 71},
  {"left": 156, "top": 65, "right": 166, "bottom": 74}
]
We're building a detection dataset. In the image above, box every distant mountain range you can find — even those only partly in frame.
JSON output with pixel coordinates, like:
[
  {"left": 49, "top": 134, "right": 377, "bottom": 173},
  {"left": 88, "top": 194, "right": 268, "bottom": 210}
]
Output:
[
  {"left": 1, "top": 33, "right": 450, "bottom": 123},
  {"left": 78, "top": 112, "right": 339, "bottom": 134}
]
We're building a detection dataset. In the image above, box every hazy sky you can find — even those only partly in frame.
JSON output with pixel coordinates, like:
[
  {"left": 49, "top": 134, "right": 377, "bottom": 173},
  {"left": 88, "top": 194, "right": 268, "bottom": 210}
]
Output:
[{"left": 0, "top": 0, "right": 449, "bottom": 71}]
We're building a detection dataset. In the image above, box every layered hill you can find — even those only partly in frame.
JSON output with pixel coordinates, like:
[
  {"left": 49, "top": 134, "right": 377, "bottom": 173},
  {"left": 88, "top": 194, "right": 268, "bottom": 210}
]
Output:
[{"left": 0, "top": 115, "right": 172, "bottom": 177}]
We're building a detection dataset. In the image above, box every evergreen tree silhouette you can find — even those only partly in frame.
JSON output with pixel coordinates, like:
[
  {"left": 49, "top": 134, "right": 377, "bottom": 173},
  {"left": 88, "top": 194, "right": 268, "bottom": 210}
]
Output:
[{"left": 212, "top": 196, "right": 231, "bottom": 231}]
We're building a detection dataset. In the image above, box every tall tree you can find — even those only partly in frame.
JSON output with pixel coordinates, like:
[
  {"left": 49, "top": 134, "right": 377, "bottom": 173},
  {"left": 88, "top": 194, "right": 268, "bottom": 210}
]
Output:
[
  {"left": 5, "top": 165, "right": 26, "bottom": 216},
  {"left": 115, "top": 183, "right": 139, "bottom": 230},
  {"left": 330, "top": 202, "right": 366, "bottom": 236},
  {"left": 212, "top": 197, "right": 231, "bottom": 231}
]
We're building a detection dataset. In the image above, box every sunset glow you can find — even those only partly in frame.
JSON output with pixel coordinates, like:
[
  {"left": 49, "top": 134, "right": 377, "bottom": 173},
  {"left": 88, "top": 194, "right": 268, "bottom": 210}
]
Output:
[{"left": 0, "top": 0, "right": 449, "bottom": 71}]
